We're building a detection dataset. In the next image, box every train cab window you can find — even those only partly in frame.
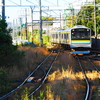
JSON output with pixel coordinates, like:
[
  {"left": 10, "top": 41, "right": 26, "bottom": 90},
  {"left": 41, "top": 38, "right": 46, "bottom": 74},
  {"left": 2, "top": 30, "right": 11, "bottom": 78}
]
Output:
[
  {"left": 71, "top": 28, "right": 90, "bottom": 39},
  {"left": 71, "top": 32, "right": 76, "bottom": 38}
]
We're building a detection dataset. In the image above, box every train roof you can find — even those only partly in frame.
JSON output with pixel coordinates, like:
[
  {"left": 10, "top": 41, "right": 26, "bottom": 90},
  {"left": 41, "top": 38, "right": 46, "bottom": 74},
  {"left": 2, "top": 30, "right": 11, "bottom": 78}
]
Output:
[
  {"left": 72, "top": 25, "right": 88, "bottom": 28},
  {"left": 51, "top": 25, "right": 90, "bottom": 33},
  {"left": 63, "top": 25, "right": 90, "bottom": 32},
  {"left": 51, "top": 29, "right": 64, "bottom": 32},
  {"left": 63, "top": 28, "right": 72, "bottom": 32},
  {"left": 56, "top": 29, "right": 64, "bottom": 32}
]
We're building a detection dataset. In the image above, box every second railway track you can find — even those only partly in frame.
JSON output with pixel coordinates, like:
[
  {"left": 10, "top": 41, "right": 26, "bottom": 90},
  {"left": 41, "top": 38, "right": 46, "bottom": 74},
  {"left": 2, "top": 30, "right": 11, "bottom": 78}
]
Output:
[{"left": 75, "top": 55, "right": 100, "bottom": 100}]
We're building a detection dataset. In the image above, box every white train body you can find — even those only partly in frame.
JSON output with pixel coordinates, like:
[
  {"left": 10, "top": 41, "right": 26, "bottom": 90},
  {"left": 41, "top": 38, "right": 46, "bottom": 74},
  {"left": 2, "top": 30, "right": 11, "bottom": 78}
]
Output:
[{"left": 51, "top": 25, "right": 92, "bottom": 49}]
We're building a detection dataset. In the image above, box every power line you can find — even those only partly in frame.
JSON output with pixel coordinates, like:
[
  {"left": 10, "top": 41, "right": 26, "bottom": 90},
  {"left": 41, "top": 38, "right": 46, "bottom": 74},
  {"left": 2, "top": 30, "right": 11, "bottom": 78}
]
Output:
[
  {"left": 26, "top": 0, "right": 37, "bottom": 5},
  {"left": 44, "top": 0, "right": 57, "bottom": 6},
  {"left": 8, "top": 0, "right": 20, "bottom": 6}
]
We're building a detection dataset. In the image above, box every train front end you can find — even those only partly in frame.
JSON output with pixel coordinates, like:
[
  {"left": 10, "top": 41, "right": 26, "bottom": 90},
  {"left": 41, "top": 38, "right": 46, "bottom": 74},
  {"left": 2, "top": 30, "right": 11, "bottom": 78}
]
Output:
[{"left": 70, "top": 27, "right": 91, "bottom": 54}]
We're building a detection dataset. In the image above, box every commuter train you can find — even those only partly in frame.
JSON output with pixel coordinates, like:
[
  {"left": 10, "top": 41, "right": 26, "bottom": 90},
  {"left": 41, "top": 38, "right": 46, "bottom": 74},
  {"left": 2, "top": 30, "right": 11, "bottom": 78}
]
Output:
[{"left": 50, "top": 25, "right": 92, "bottom": 54}]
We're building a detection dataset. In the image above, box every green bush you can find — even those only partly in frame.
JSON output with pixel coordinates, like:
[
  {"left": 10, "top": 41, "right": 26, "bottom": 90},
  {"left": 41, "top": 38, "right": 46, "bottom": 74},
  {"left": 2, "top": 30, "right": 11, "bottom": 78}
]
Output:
[
  {"left": 0, "top": 20, "right": 25, "bottom": 97},
  {"left": 0, "top": 69, "right": 12, "bottom": 96},
  {"left": 0, "top": 20, "right": 25, "bottom": 68}
]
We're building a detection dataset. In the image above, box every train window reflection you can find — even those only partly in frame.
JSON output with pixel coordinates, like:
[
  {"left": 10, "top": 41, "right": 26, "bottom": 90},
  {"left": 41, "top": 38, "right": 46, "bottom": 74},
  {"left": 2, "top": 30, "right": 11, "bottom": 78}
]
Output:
[{"left": 71, "top": 29, "right": 90, "bottom": 39}]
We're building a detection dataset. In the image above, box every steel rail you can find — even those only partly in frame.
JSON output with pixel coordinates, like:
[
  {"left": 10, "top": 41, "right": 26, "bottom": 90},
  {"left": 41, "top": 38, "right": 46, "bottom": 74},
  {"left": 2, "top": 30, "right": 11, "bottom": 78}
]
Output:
[
  {"left": 86, "top": 56, "right": 100, "bottom": 72},
  {"left": 0, "top": 51, "right": 53, "bottom": 100},
  {"left": 28, "top": 52, "right": 59, "bottom": 97},
  {"left": 76, "top": 56, "right": 90, "bottom": 100}
]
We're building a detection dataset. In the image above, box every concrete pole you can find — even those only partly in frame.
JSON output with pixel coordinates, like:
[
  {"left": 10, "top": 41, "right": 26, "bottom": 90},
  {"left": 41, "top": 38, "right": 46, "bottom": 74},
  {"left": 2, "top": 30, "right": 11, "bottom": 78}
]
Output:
[
  {"left": 13, "top": 19, "right": 15, "bottom": 40},
  {"left": 30, "top": 7, "right": 34, "bottom": 43},
  {"left": 2, "top": 0, "right": 5, "bottom": 20},
  {"left": 94, "top": 0, "right": 96, "bottom": 37},
  {"left": 25, "top": 8, "right": 28, "bottom": 40},
  {"left": 39, "top": 0, "right": 43, "bottom": 46}
]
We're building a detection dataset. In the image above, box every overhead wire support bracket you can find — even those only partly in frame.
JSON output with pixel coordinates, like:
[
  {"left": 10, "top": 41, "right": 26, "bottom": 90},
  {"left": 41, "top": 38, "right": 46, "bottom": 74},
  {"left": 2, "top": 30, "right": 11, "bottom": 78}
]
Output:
[
  {"left": 8, "top": 0, "right": 20, "bottom": 6},
  {"left": 3, "top": 5, "right": 38, "bottom": 7}
]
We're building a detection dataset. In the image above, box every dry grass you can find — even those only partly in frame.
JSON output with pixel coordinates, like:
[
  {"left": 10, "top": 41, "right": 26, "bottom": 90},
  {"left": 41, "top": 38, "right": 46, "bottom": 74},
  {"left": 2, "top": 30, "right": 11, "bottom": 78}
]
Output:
[
  {"left": 46, "top": 65, "right": 100, "bottom": 100},
  {"left": 3, "top": 46, "right": 100, "bottom": 100},
  {"left": 4, "top": 46, "right": 50, "bottom": 90},
  {"left": 46, "top": 66, "right": 86, "bottom": 100}
]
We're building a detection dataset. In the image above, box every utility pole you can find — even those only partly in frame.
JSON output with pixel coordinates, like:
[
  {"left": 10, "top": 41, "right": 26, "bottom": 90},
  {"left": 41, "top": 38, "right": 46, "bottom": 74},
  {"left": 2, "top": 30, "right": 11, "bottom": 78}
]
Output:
[
  {"left": 71, "top": 8, "right": 74, "bottom": 27},
  {"left": 19, "top": 17, "right": 22, "bottom": 39},
  {"left": 60, "top": 12, "right": 61, "bottom": 28},
  {"left": 13, "top": 19, "right": 15, "bottom": 40},
  {"left": 57, "top": 0, "right": 58, "bottom": 6},
  {"left": 72, "top": 8, "right": 74, "bottom": 27},
  {"left": 39, "top": 0, "right": 43, "bottom": 46},
  {"left": 25, "top": 8, "right": 28, "bottom": 40},
  {"left": 2, "top": 0, "right": 5, "bottom": 20},
  {"left": 94, "top": 0, "right": 96, "bottom": 37},
  {"left": 30, "top": 6, "right": 34, "bottom": 43}
]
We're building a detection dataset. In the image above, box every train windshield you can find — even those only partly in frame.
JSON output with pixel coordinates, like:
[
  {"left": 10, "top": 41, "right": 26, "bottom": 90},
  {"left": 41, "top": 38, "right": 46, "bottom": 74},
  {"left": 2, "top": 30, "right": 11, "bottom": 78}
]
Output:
[{"left": 71, "top": 28, "right": 90, "bottom": 39}]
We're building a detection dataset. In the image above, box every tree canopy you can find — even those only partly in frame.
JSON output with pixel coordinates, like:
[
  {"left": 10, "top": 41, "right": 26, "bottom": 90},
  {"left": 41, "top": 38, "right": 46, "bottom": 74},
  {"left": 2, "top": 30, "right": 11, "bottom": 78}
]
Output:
[
  {"left": 0, "top": 20, "right": 24, "bottom": 68},
  {"left": 75, "top": 0, "right": 100, "bottom": 35}
]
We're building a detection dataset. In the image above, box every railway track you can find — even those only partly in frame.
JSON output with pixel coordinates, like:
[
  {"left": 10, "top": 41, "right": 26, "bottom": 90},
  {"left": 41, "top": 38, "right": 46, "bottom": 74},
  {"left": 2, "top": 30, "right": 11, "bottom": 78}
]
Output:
[
  {"left": 0, "top": 50, "right": 60, "bottom": 100},
  {"left": 75, "top": 55, "right": 100, "bottom": 100},
  {"left": 28, "top": 51, "right": 59, "bottom": 98}
]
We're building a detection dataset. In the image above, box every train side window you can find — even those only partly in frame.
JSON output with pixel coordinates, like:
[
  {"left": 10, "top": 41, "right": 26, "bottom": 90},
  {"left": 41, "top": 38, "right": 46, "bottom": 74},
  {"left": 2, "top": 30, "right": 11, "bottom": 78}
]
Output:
[
  {"left": 54, "top": 34, "right": 55, "bottom": 38},
  {"left": 52, "top": 34, "right": 53, "bottom": 38},
  {"left": 56, "top": 34, "right": 58, "bottom": 39},
  {"left": 62, "top": 34, "right": 63, "bottom": 39},
  {"left": 64, "top": 34, "right": 65, "bottom": 39},
  {"left": 64, "top": 34, "right": 67, "bottom": 39},
  {"left": 59, "top": 34, "right": 61, "bottom": 39},
  {"left": 67, "top": 34, "right": 68, "bottom": 39},
  {"left": 53, "top": 34, "right": 54, "bottom": 38}
]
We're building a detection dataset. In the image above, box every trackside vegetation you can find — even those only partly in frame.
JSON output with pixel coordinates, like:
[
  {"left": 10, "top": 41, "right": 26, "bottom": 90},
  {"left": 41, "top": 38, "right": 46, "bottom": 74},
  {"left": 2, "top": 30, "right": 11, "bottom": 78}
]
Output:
[
  {"left": 0, "top": 20, "right": 25, "bottom": 96},
  {"left": 75, "top": 0, "right": 100, "bottom": 35}
]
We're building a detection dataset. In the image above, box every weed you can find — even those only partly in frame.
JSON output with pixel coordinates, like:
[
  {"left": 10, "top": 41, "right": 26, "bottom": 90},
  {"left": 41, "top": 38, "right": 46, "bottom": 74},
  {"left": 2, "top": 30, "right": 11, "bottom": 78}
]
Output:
[{"left": 39, "top": 91, "right": 45, "bottom": 100}]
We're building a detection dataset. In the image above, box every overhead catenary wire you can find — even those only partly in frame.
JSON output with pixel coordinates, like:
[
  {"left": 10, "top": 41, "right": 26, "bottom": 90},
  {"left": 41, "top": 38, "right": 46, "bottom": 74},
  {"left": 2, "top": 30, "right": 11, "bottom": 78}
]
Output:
[
  {"left": 8, "top": 0, "right": 20, "bottom": 6},
  {"left": 44, "top": 0, "right": 57, "bottom": 6},
  {"left": 26, "top": 0, "right": 37, "bottom": 5}
]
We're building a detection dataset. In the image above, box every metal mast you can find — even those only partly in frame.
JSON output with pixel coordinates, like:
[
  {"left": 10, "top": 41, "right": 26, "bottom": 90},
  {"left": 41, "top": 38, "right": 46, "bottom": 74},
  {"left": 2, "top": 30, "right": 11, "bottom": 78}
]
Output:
[
  {"left": 2, "top": 0, "right": 5, "bottom": 20},
  {"left": 39, "top": 0, "right": 43, "bottom": 46},
  {"left": 30, "top": 6, "right": 34, "bottom": 43},
  {"left": 94, "top": 0, "right": 96, "bottom": 37},
  {"left": 25, "top": 8, "right": 28, "bottom": 40}
]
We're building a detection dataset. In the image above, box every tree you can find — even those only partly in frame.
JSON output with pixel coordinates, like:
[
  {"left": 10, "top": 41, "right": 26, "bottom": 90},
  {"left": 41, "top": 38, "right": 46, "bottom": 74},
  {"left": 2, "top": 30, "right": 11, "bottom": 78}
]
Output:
[
  {"left": 75, "top": 0, "right": 100, "bottom": 35},
  {"left": 0, "top": 20, "right": 24, "bottom": 68}
]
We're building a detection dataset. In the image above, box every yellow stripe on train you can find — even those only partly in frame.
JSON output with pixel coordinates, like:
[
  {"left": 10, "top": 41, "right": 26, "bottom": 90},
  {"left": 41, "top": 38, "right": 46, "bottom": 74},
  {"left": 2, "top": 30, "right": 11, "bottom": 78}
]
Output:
[{"left": 72, "top": 40, "right": 90, "bottom": 43}]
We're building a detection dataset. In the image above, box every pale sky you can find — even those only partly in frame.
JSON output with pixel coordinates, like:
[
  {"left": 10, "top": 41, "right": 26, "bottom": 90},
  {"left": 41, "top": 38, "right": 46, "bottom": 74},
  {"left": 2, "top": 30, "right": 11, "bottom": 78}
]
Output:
[{"left": 0, "top": 0, "right": 92, "bottom": 23}]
